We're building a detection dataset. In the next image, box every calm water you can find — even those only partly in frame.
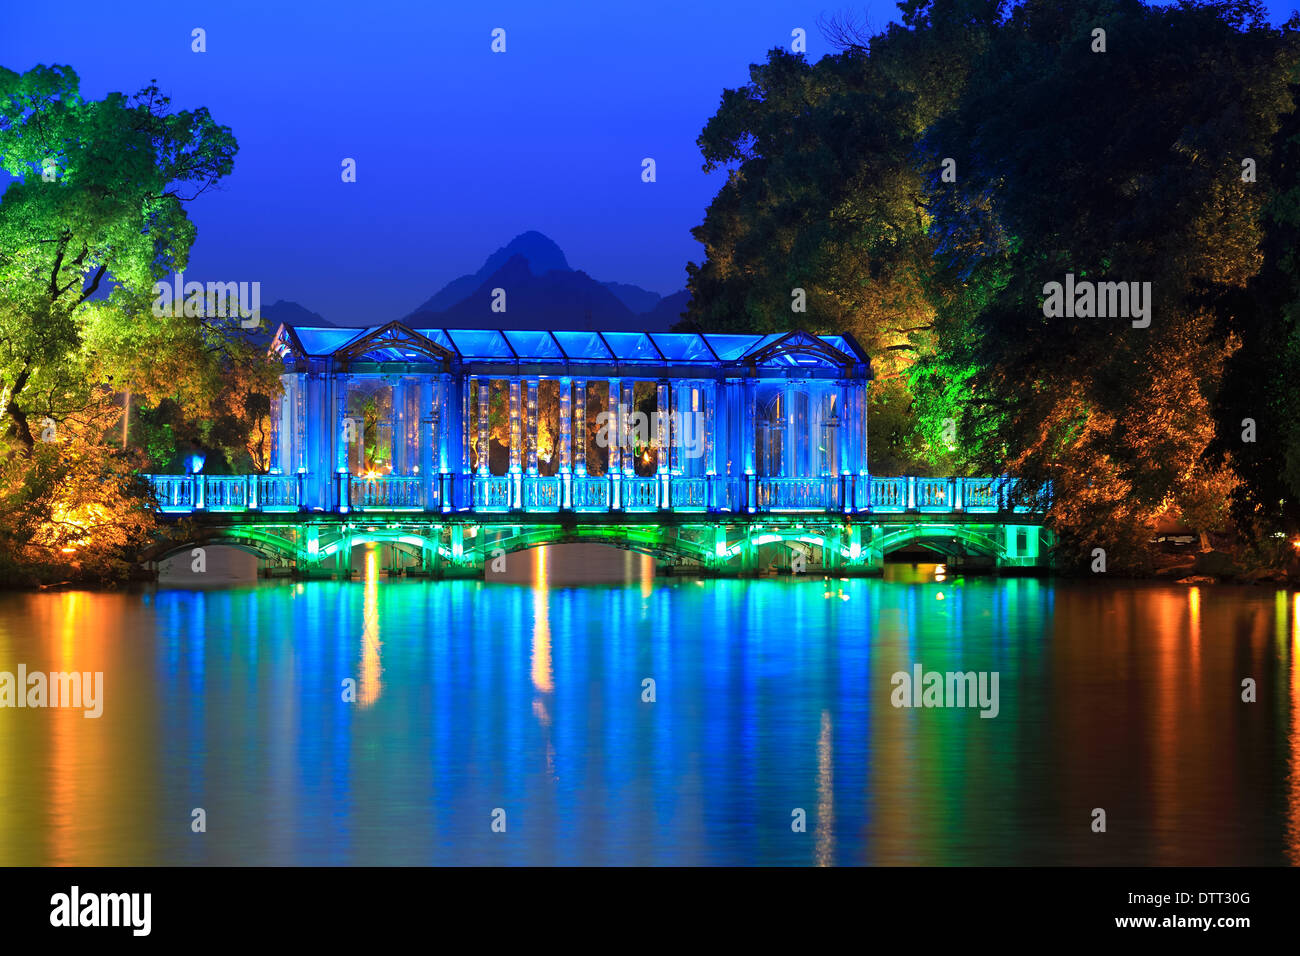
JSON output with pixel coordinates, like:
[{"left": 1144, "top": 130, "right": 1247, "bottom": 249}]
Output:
[{"left": 1, "top": 556, "right": 1298, "bottom": 866}]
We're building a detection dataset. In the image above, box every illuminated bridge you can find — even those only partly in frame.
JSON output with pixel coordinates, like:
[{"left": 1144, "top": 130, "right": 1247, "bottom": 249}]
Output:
[{"left": 144, "top": 323, "right": 1052, "bottom": 577}]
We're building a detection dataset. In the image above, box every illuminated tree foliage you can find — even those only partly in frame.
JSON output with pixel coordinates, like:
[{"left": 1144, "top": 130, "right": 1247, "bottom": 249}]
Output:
[
  {"left": 685, "top": 2, "right": 1003, "bottom": 473},
  {"left": 920, "top": 0, "right": 1294, "bottom": 570},
  {"left": 0, "top": 65, "right": 274, "bottom": 583},
  {"left": 690, "top": 0, "right": 1300, "bottom": 570},
  {"left": 1212, "top": 66, "right": 1300, "bottom": 550}
]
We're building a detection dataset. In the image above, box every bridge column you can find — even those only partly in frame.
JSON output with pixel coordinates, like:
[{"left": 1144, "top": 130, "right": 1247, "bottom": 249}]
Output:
[
  {"left": 422, "top": 378, "right": 436, "bottom": 511},
  {"left": 476, "top": 376, "right": 489, "bottom": 477},
  {"left": 657, "top": 379, "right": 670, "bottom": 509},
  {"left": 509, "top": 377, "right": 522, "bottom": 509},
  {"left": 609, "top": 378, "right": 622, "bottom": 510},
  {"left": 334, "top": 373, "right": 351, "bottom": 510},
  {"left": 742, "top": 378, "right": 757, "bottom": 512},
  {"left": 574, "top": 380, "right": 587, "bottom": 476},
  {"left": 526, "top": 378, "right": 539, "bottom": 476},
  {"left": 705, "top": 379, "right": 717, "bottom": 510},
  {"left": 783, "top": 384, "right": 795, "bottom": 478},
  {"left": 560, "top": 376, "right": 572, "bottom": 508}
]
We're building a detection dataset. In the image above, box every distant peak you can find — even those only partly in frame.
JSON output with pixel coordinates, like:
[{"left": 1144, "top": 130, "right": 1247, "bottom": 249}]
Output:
[{"left": 484, "top": 231, "right": 570, "bottom": 276}]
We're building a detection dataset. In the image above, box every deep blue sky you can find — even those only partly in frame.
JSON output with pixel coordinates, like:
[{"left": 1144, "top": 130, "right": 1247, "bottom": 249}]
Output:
[{"left": 2, "top": 1, "right": 1297, "bottom": 325}]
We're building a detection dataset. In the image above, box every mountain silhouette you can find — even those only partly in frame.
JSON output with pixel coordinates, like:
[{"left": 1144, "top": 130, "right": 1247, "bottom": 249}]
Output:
[
  {"left": 641, "top": 290, "right": 692, "bottom": 329},
  {"left": 262, "top": 299, "right": 333, "bottom": 327},
  {"left": 404, "top": 231, "right": 687, "bottom": 331},
  {"left": 408, "top": 254, "right": 649, "bottom": 330},
  {"left": 602, "top": 281, "right": 661, "bottom": 315},
  {"left": 266, "top": 233, "right": 689, "bottom": 332},
  {"left": 408, "top": 231, "right": 572, "bottom": 315}
]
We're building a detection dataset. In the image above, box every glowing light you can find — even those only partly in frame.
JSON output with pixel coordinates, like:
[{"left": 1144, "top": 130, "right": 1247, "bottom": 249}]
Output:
[
  {"left": 531, "top": 548, "right": 554, "bottom": 694},
  {"left": 816, "top": 710, "right": 834, "bottom": 866},
  {"left": 359, "top": 546, "right": 382, "bottom": 708}
]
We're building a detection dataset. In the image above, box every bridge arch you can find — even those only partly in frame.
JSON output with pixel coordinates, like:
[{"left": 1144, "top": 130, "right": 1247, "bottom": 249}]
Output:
[
  {"left": 871, "top": 524, "right": 1008, "bottom": 560},
  {"left": 469, "top": 526, "right": 715, "bottom": 564},
  {"left": 145, "top": 528, "right": 304, "bottom": 565}
]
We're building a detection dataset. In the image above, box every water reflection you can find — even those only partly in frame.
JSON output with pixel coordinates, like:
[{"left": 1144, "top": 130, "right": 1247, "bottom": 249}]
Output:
[
  {"left": 0, "top": 577, "right": 1297, "bottom": 865},
  {"left": 359, "top": 546, "right": 382, "bottom": 708}
]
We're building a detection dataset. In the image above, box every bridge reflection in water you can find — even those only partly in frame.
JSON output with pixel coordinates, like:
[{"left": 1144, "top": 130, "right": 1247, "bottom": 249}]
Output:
[{"left": 143, "top": 324, "right": 1052, "bottom": 577}]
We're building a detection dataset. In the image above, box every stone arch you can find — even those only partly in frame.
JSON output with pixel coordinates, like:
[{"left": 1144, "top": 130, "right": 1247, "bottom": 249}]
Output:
[
  {"left": 871, "top": 524, "right": 1008, "bottom": 560},
  {"left": 470, "top": 525, "right": 713, "bottom": 564},
  {"left": 145, "top": 527, "right": 302, "bottom": 565}
]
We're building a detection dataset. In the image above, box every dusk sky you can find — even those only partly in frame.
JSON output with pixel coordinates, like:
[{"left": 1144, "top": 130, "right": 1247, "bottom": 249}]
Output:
[{"left": 2, "top": 0, "right": 1296, "bottom": 325}]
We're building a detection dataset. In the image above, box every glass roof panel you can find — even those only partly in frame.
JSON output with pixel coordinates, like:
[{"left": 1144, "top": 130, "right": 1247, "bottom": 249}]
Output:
[
  {"left": 295, "top": 327, "right": 365, "bottom": 355},
  {"left": 648, "top": 333, "right": 715, "bottom": 362},
  {"left": 702, "top": 334, "right": 765, "bottom": 361},
  {"left": 551, "top": 331, "right": 612, "bottom": 361},
  {"left": 601, "top": 332, "right": 661, "bottom": 362},
  {"left": 819, "top": 335, "right": 855, "bottom": 357},
  {"left": 502, "top": 330, "right": 564, "bottom": 359},
  {"left": 446, "top": 329, "right": 514, "bottom": 358}
]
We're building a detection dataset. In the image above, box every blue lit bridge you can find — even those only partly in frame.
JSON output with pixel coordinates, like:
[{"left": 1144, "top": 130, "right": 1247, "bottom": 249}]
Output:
[{"left": 143, "top": 324, "right": 1051, "bottom": 577}]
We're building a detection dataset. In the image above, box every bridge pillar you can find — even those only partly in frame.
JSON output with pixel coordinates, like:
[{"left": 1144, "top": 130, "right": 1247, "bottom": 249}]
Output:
[
  {"left": 999, "top": 524, "right": 1040, "bottom": 569},
  {"left": 826, "top": 525, "right": 842, "bottom": 571},
  {"left": 303, "top": 525, "right": 320, "bottom": 574},
  {"left": 336, "top": 530, "right": 353, "bottom": 579}
]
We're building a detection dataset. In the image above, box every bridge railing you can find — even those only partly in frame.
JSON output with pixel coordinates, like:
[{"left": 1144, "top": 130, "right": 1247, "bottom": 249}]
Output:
[
  {"left": 670, "top": 476, "right": 708, "bottom": 511},
  {"left": 523, "top": 476, "right": 562, "bottom": 512},
  {"left": 572, "top": 475, "right": 611, "bottom": 511},
  {"left": 144, "top": 472, "right": 1045, "bottom": 517},
  {"left": 755, "top": 476, "right": 840, "bottom": 511},
  {"left": 257, "top": 474, "right": 302, "bottom": 511},
  {"left": 149, "top": 475, "right": 198, "bottom": 513},
  {"left": 472, "top": 475, "right": 512, "bottom": 512},
  {"left": 350, "top": 475, "right": 427, "bottom": 511},
  {"left": 623, "top": 476, "right": 660, "bottom": 512}
]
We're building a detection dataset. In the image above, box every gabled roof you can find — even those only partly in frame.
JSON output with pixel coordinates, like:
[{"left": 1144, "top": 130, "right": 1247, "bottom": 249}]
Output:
[
  {"left": 737, "top": 330, "right": 865, "bottom": 370},
  {"left": 334, "top": 322, "right": 458, "bottom": 367}
]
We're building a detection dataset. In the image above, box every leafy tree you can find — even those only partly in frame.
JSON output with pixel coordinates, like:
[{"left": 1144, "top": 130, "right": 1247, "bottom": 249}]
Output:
[
  {"left": 0, "top": 65, "right": 256, "bottom": 582},
  {"left": 1212, "top": 61, "right": 1300, "bottom": 547},
  {"left": 913, "top": 0, "right": 1295, "bottom": 569},
  {"left": 683, "top": 6, "right": 1001, "bottom": 472}
]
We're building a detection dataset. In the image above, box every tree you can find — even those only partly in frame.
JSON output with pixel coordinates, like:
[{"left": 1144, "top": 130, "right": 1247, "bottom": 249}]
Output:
[
  {"left": 1212, "top": 56, "right": 1300, "bottom": 546},
  {"left": 0, "top": 66, "right": 237, "bottom": 450},
  {"left": 0, "top": 65, "right": 244, "bottom": 582},
  {"left": 914, "top": 0, "right": 1295, "bottom": 569},
  {"left": 683, "top": 5, "right": 1002, "bottom": 472}
]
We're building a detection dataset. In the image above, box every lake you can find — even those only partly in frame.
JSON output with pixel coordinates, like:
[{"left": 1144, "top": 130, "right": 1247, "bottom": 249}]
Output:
[{"left": 0, "top": 552, "right": 1296, "bottom": 865}]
